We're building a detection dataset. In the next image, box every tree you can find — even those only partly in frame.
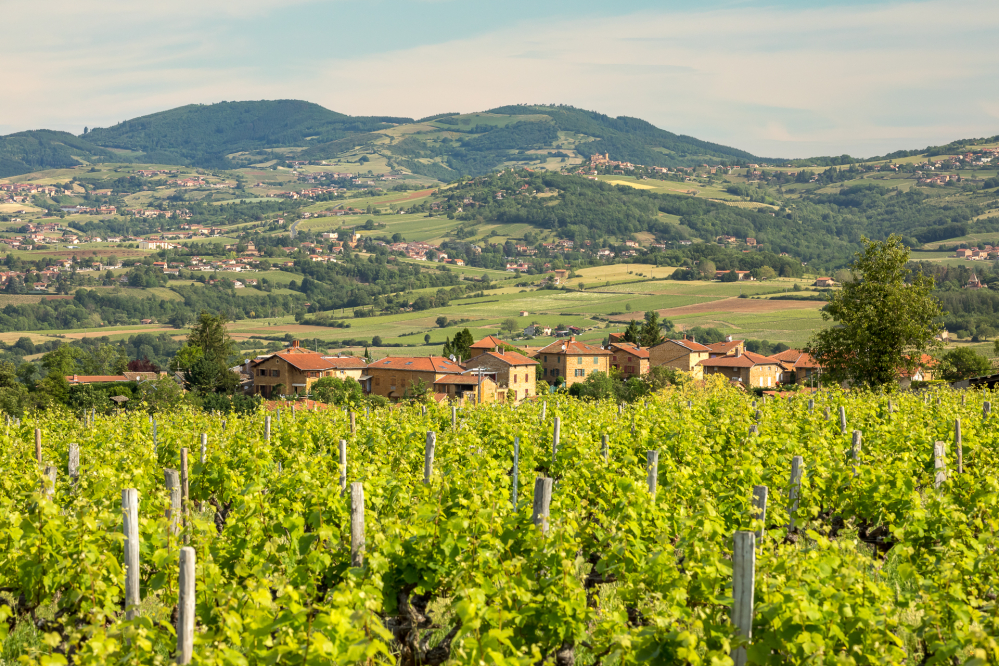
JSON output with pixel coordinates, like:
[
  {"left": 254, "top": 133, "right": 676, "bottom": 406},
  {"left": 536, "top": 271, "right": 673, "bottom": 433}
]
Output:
[
  {"left": 312, "top": 376, "right": 363, "bottom": 405},
  {"left": 500, "top": 318, "right": 518, "bottom": 334},
  {"left": 622, "top": 320, "right": 642, "bottom": 345},
  {"left": 720, "top": 270, "right": 740, "bottom": 282},
  {"left": 372, "top": 335, "right": 383, "bottom": 346},
  {"left": 436, "top": 316, "right": 449, "bottom": 328},
  {"left": 937, "top": 348, "right": 992, "bottom": 382},
  {"left": 805, "top": 236, "right": 943, "bottom": 387},
  {"left": 753, "top": 266, "right": 777, "bottom": 281},
  {"left": 698, "top": 260, "right": 716, "bottom": 279},
  {"left": 639, "top": 311, "right": 668, "bottom": 347},
  {"left": 442, "top": 328, "right": 474, "bottom": 361},
  {"left": 40, "top": 345, "right": 88, "bottom": 377}
]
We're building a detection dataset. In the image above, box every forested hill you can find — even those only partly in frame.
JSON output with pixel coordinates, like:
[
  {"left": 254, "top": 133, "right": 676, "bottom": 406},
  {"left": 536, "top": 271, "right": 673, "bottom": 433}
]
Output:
[
  {"left": 437, "top": 172, "right": 986, "bottom": 269},
  {"left": 83, "top": 100, "right": 413, "bottom": 168},
  {"left": 0, "top": 130, "right": 119, "bottom": 178}
]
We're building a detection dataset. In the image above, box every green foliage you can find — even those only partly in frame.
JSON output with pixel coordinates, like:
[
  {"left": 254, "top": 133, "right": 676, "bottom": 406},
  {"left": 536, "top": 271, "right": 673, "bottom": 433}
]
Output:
[
  {"left": 807, "top": 236, "right": 943, "bottom": 387},
  {"left": 937, "top": 347, "right": 993, "bottom": 382},
  {"left": 312, "top": 376, "right": 363, "bottom": 406},
  {"left": 0, "top": 130, "right": 118, "bottom": 177},
  {"left": 442, "top": 328, "right": 475, "bottom": 362}
]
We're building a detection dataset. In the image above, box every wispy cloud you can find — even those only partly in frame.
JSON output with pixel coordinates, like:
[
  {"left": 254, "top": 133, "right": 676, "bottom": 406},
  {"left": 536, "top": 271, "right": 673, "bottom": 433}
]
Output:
[{"left": 1, "top": 0, "right": 997, "bottom": 157}]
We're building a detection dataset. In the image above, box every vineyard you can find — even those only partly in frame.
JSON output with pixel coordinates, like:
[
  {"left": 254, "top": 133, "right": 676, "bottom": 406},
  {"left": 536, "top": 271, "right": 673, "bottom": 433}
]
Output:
[{"left": 1, "top": 381, "right": 999, "bottom": 665}]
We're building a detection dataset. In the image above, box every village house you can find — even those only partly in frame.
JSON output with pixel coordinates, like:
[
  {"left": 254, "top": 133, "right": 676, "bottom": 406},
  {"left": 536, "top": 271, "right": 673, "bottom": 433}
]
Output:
[
  {"left": 715, "top": 270, "right": 754, "bottom": 281},
  {"left": 648, "top": 338, "right": 711, "bottom": 379},
  {"left": 706, "top": 339, "right": 746, "bottom": 358},
  {"left": 464, "top": 336, "right": 538, "bottom": 403},
  {"left": 813, "top": 277, "right": 836, "bottom": 287},
  {"left": 607, "top": 342, "right": 650, "bottom": 378},
  {"left": 250, "top": 341, "right": 356, "bottom": 398},
  {"left": 768, "top": 349, "right": 822, "bottom": 385},
  {"left": 699, "top": 350, "right": 781, "bottom": 388},
  {"left": 534, "top": 337, "right": 611, "bottom": 389},
  {"left": 432, "top": 373, "right": 498, "bottom": 404},
  {"left": 364, "top": 356, "right": 464, "bottom": 401}
]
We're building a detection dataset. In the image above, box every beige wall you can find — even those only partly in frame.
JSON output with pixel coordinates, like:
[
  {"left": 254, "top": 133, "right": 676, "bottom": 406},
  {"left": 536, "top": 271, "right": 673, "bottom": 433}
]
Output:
[
  {"left": 702, "top": 363, "right": 781, "bottom": 388},
  {"left": 367, "top": 368, "right": 442, "bottom": 400},
  {"left": 609, "top": 351, "right": 649, "bottom": 378},
  {"left": 538, "top": 352, "right": 609, "bottom": 389},
  {"left": 465, "top": 355, "right": 537, "bottom": 402},
  {"left": 649, "top": 341, "right": 707, "bottom": 379}
]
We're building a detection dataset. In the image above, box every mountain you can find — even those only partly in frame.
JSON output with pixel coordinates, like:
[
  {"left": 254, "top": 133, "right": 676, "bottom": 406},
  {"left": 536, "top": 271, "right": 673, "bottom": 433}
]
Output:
[
  {"left": 0, "top": 130, "right": 119, "bottom": 178},
  {"left": 83, "top": 100, "right": 413, "bottom": 168}
]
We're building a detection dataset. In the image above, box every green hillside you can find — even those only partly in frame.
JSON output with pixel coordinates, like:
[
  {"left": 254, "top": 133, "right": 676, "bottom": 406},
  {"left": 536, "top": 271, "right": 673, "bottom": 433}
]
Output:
[
  {"left": 0, "top": 130, "right": 119, "bottom": 178},
  {"left": 83, "top": 100, "right": 413, "bottom": 168}
]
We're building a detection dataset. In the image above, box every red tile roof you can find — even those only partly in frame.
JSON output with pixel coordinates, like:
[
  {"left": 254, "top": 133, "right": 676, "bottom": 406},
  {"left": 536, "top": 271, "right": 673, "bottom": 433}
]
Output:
[
  {"left": 470, "top": 335, "right": 510, "bottom": 349},
  {"left": 433, "top": 374, "right": 493, "bottom": 385},
  {"left": 652, "top": 338, "right": 711, "bottom": 352},
  {"left": 699, "top": 351, "right": 778, "bottom": 368},
  {"left": 476, "top": 350, "right": 538, "bottom": 366},
  {"left": 707, "top": 340, "right": 744, "bottom": 354},
  {"left": 608, "top": 342, "right": 649, "bottom": 359},
  {"left": 367, "top": 356, "right": 463, "bottom": 373},
  {"left": 66, "top": 375, "right": 128, "bottom": 384},
  {"left": 272, "top": 350, "right": 340, "bottom": 371},
  {"left": 322, "top": 356, "right": 368, "bottom": 368},
  {"left": 536, "top": 337, "right": 611, "bottom": 355}
]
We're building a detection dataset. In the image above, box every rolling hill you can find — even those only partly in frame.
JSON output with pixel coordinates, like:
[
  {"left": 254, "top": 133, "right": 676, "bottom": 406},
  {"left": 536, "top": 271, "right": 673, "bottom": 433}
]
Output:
[{"left": 0, "top": 130, "right": 119, "bottom": 178}]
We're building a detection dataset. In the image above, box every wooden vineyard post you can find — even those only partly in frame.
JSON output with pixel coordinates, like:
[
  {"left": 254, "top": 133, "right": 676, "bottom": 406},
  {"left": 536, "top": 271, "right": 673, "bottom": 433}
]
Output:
[
  {"left": 731, "top": 531, "right": 756, "bottom": 666},
  {"left": 751, "top": 485, "right": 768, "bottom": 541},
  {"left": 41, "top": 466, "right": 56, "bottom": 499},
  {"left": 601, "top": 434, "right": 609, "bottom": 462},
  {"left": 552, "top": 417, "right": 561, "bottom": 464},
  {"left": 788, "top": 455, "right": 804, "bottom": 532},
  {"left": 451, "top": 406, "right": 457, "bottom": 428},
  {"left": 511, "top": 437, "right": 520, "bottom": 511},
  {"left": 824, "top": 406, "right": 830, "bottom": 421},
  {"left": 200, "top": 433, "right": 207, "bottom": 465},
  {"left": 164, "top": 469, "right": 181, "bottom": 536},
  {"left": 68, "top": 443, "right": 79, "bottom": 485},
  {"left": 984, "top": 402, "right": 992, "bottom": 419},
  {"left": 687, "top": 400, "right": 693, "bottom": 409},
  {"left": 177, "top": 546, "right": 196, "bottom": 664},
  {"left": 350, "top": 482, "right": 365, "bottom": 567},
  {"left": 961, "top": 392, "right": 966, "bottom": 406},
  {"left": 934, "top": 441, "right": 946, "bottom": 490},
  {"left": 839, "top": 405, "right": 847, "bottom": 434},
  {"left": 888, "top": 399, "right": 894, "bottom": 414},
  {"left": 180, "top": 449, "right": 190, "bottom": 542},
  {"left": 955, "top": 418, "right": 963, "bottom": 474},
  {"left": 338, "top": 439, "right": 347, "bottom": 493},
  {"left": 808, "top": 398, "right": 814, "bottom": 413},
  {"left": 851, "top": 430, "right": 862, "bottom": 477},
  {"left": 646, "top": 450, "right": 659, "bottom": 497},
  {"left": 532, "top": 477, "right": 553, "bottom": 536},
  {"left": 424, "top": 432, "right": 436, "bottom": 484},
  {"left": 265, "top": 415, "right": 271, "bottom": 442},
  {"left": 34, "top": 428, "right": 41, "bottom": 464},
  {"left": 153, "top": 419, "right": 158, "bottom": 455},
  {"left": 754, "top": 410, "right": 761, "bottom": 422},
  {"left": 749, "top": 425, "right": 758, "bottom": 436},
  {"left": 122, "top": 488, "right": 140, "bottom": 620},
  {"left": 350, "top": 411, "right": 356, "bottom": 436},
  {"left": 540, "top": 401, "right": 546, "bottom": 424},
  {"left": 421, "top": 405, "right": 426, "bottom": 417}
]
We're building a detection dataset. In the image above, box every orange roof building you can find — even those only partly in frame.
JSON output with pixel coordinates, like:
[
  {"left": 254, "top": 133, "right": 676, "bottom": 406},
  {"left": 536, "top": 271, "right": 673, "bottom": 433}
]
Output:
[
  {"left": 699, "top": 349, "right": 781, "bottom": 388},
  {"left": 535, "top": 337, "right": 611, "bottom": 389},
  {"left": 365, "top": 355, "right": 463, "bottom": 401}
]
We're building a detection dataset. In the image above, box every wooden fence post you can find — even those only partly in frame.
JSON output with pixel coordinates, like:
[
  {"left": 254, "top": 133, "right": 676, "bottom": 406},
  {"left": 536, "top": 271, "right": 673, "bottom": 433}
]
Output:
[
  {"left": 176, "top": 546, "right": 195, "bottom": 664},
  {"left": 955, "top": 418, "right": 962, "bottom": 474},
  {"left": 122, "top": 488, "right": 140, "bottom": 620},
  {"left": 350, "top": 482, "right": 365, "bottom": 567},
  {"left": 961, "top": 392, "right": 966, "bottom": 406},
  {"left": 338, "top": 439, "right": 347, "bottom": 493},
  {"left": 754, "top": 410, "right": 761, "bottom": 422},
  {"left": 749, "top": 425, "right": 758, "bottom": 436},
  {"left": 601, "top": 434, "right": 609, "bottom": 462},
  {"left": 164, "top": 469, "right": 181, "bottom": 536},
  {"left": 839, "top": 405, "right": 847, "bottom": 434},
  {"left": 68, "top": 443, "right": 79, "bottom": 485},
  {"left": 646, "top": 450, "right": 659, "bottom": 497},
  {"left": 551, "top": 417, "right": 561, "bottom": 464},
  {"left": 731, "top": 531, "right": 756, "bottom": 666},
  {"left": 824, "top": 406, "right": 830, "bottom": 421},
  {"left": 751, "top": 485, "right": 768, "bottom": 541},
  {"left": 984, "top": 402, "right": 992, "bottom": 419},
  {"left": 451, "top": 406, "right": 457, "bottom": 428},
  {"left": 532, "top": 477, "right": 553, "bottom": 535},
  {"left": 200, "top": 434, "right": 207, "bottom": 465},
  {"left": 421, "top": 405, "right": 426, "bottom": 416},
  {"left": 265, "top": 415, "right": 271, "bottom": 442},
  {"left": 540, "top": 402, "right": 546, "bottom": 424},
  {"left": 511, "top": 437, "right": 520, "bottom": 511},
  {"left": 851, "top": 430, "right": 862, "bottom": 477},
  {"left": 350, "top": 411, "right": 356, "bottom": 436},
  {"left": 808, "top": 398, "right": 814, "bottom": 413},
  {"left": 424, "top": 432, "right": 436, "bottom": 484},
  {"left": 934, "top": 441, "right": 946, "bottom": 490},
  {"left": 41, "top": 466, "right": 56, "bottom": 499},
  {"left": 788, "top": 455, "right": 804, "bottom": 532},
  {"left": 34, "top": 428, "right": 41, "bottom": 464},
  {"left": 687, "top": 400, "right": 693, "bottom": 409}
]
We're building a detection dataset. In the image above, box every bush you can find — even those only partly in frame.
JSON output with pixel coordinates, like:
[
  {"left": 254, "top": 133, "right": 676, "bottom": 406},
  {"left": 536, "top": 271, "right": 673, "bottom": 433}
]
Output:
[{"left": 312, "top": 376, "right": 363, "bottom": 405}]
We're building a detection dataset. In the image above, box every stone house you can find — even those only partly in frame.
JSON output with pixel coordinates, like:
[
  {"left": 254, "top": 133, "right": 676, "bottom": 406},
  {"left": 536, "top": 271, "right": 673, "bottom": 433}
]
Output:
[
  {"left": 607, "top": 342, "right": 649, "bottom": 378},
  {"left": 365, "top": 356, "right": 464, "bottom": 401},
  {"left": 250, "top": 341, "right": 348, "bottom": 398},
  {"left": 648, "top": 338, "right": 711, "bottom": 379},
  {"left": 534, "top": 337, "right": 611, "bottom": 389},
  {"left": 464, "top": 345, "right": 538, "bottom": 403},
  {"left": 699, "top": 350, "right": 781, "bottom": 388}
]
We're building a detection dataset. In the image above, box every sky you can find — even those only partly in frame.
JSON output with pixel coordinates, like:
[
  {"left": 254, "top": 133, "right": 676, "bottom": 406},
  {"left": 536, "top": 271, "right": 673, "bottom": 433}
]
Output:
[{"left": 2, "top": 0, "right": 998, "bottom": 158}]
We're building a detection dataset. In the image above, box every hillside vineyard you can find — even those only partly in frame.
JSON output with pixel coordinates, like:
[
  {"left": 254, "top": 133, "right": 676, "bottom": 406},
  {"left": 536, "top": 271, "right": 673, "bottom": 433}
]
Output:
[{"left": 3, "top": 384, "right": 999, "bottom": 664}]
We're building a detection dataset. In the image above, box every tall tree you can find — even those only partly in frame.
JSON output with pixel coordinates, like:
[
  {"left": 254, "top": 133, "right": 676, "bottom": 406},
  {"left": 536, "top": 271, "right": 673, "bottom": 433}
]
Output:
[
  {"left": 805, "top": 235, "right": 943, "bottom": 387},
  {"left": 183, "top": 312, "right": 239, "bottom": 394}
]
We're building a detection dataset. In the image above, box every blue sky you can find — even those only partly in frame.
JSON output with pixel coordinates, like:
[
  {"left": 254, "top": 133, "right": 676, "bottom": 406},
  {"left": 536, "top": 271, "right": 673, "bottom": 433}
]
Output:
[{"left": 2, "top": 0, "right": 997, "bottom": 158}]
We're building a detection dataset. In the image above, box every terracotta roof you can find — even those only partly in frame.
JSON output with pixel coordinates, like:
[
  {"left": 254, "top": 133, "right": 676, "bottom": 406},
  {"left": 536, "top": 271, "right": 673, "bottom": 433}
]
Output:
[
  {"left": 474, "top": 350, "right": 538, "bottom": 366},
  {"left": 707, "top": 340, "right": 744, "bottom": 354},
  {"left": 433, "top": 374, "right": 494, "bottom": 385},
  {"left": 699, "top": 351, "right": 778, "bottom": 368},
  {"left": 536, "top": 337, "right": 611, "bottom": 355},
  {"left": 66, "top": 375, "right": 128, "bottom": 384},
  {"left": 652, "top": 338, "right": 711, "bottom": 352},
  {"left": 123, "top": 371, "right": 158, "bottom": 381},
  {"left": 322, "top": 356, "right": 368, "bottom": 368},
  {"left": 470, "top": 335, "right": 510, "bottom": 349},
  {"left": 270, "top": 350, "right": 340, "bottom": 371},
  {"left": 608, "top": 342, "right": 649, "bottom": 359},
  {"left": 367, "top": 356, "right": 463, "bottom": 373}
]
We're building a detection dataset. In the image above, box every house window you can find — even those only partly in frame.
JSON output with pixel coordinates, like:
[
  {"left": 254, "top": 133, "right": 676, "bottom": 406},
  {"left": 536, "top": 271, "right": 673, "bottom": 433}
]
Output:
[
  {"left": 543, "top": 355, "right": 547, "bottom": 362},
  {"left": 593, "top": 357, "right": 598, "bottom": 364},
  {"left": 577, "top": 357, "right": 582, "bottom": 364},
  {"left": 270, "top": 369, "right": 280, "bottom": 377}
]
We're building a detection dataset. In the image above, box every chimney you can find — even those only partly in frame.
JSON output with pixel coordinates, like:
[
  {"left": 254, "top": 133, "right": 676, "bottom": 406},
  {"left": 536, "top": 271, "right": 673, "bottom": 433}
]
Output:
[
  {"left": 726, "top": 335, "right": 733, "bottom": 343},
  {"left": 735, "top": 348, "right": 742, "bottom": 357},
  {"left": 291, "top": 340, "right": 300, "bottom": 348}
]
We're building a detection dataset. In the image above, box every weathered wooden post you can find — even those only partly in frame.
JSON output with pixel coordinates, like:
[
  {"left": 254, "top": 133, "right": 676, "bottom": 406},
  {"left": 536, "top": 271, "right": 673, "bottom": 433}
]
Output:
[
  {"left": 451, "top": 405, "right": 457, "bottom": 428},
  {"left": 824, "top": 406, "right": 830, "bottom": 421},
  {"left": 41, "top": 466, "right": 56, "bottom": 499},
  {"left": 751, "top": 485, "right": 768, "bottom": 541},
  {"left": 180, "top": 449, "right": 190, "bottom": 542},
  {"left": 424, "top": 432, "right": 436, "bottom": 484},
  {"left": 164, "top": 469, "right": 181, "bottom": 536},
  {"left": 839, "top": 405, "right": 847, "bottom": 434},
  {"left": 350, "top": 411, "right": 356, "bottom": 436},
  {"left": 749, "top": 425, "right": 758, "bottom": 436},
  {"left": 934, "top": 441, "right": 946, "bottom": 490},
  {"left": 808, "top": 398, "right": 814, "bottom": 413},
  {"left": 687, "top": 400, "right": 693, "bottom": 409},
  {"left": 264, "top": 415, "right": 271, "bottom": 442},
  {"left": 511, "top": 437, "right": 520, "bottom": 511},
  {"left": 788, "top": 455, "right": 804, "bottom": 532},
  {"left": 646, "top": 450, "right": 659, "bottom": 497},
  {"left": 601, "top": 434, "right": 609, "bottom": 462},
  {"left": 540, "top": 401, "right": 547, "bottom": 424},
  {"left": 955, "top": 418, "right": 963, "bottom": 474},
  {"left": 532, "top": 477, "right": 553, "bottom": 535},
  {"left": 851, "top": 430, "right": 862, "bottom": 477},
  {"left": 731, "top": 531, "right": 756, "bottom": 666},
  {"left": 200, "top": 433, "right": 207, "bottom": 465},
  {"left": 122, "top": 488, "right": 140, "bottom": 620},
  {"left": 176, "top": 546, "right": 196, "bottom": 664},
  {"left": 34, "top": 428, "right": 41, "bottom": 464},
  {"left": 350, "top": 482, "right": 365, "bottom": 567},
  {"left": 68, "top": 443, "right": 79, "bottom": 485},
  {"left": 551, "top": 417, "right": 561, "bottom": 463},
  {"left": 338, "top": 439, "right": 347, "bottom": 493},
  {"left": 984, "top": 401, "right": 992, "bottom": 419}
]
